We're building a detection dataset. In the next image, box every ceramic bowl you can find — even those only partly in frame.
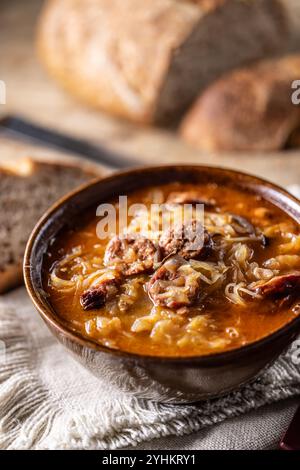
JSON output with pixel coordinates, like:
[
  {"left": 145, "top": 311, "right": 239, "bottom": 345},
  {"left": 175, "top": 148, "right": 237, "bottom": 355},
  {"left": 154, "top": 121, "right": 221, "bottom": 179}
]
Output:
[{"left": 24, "top": 165, "right": 300, "bottom": 403}]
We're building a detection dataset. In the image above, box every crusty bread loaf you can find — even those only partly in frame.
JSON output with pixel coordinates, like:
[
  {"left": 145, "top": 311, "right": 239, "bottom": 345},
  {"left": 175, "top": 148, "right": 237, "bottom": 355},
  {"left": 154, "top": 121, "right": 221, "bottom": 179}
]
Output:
[
  {"left": 0, "top": 158, "right": 100, "bottom": 294},
  {"left": 180, "top": 54, "right": 300, "bottom": 152},
  {"left": 37, "top": 0, "right": 288, "bottom": 125}
]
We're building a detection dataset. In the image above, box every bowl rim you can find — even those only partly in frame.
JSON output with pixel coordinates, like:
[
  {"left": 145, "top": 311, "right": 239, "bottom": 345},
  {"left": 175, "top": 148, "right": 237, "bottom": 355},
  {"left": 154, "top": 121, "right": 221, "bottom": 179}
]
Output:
[{"left": 24, "top": 164, "right": 300, "bottom": 366}]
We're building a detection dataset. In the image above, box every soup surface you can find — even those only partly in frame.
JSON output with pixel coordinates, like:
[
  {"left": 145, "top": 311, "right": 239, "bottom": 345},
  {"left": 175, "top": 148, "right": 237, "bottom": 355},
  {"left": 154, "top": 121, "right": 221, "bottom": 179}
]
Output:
[{"left": 44, "top": 182, "right": 300, "bottom": 357}]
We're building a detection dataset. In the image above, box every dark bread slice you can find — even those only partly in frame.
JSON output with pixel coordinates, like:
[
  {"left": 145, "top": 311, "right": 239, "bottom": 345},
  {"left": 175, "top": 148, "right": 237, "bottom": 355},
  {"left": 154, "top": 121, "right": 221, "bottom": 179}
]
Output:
[{"left": 0, "top": 158, "right": 100, "bottom": 294}]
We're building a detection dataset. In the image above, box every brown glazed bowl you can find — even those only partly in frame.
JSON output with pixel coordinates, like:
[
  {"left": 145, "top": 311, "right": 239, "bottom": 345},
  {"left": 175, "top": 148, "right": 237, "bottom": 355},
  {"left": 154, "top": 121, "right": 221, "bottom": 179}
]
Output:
[{"left": 24, "top": 165, "right": 300, "bottom": 404}]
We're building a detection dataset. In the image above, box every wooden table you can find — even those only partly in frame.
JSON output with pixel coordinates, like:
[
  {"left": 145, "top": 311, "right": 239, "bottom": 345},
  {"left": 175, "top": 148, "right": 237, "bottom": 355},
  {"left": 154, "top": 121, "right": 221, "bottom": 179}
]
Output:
[{"left": 1, "top": 0, "right": 300, "bottom": 187}]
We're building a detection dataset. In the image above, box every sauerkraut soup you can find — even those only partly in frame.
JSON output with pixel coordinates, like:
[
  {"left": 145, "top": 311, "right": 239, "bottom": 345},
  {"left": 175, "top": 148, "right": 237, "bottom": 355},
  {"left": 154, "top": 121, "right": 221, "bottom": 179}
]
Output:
[{"left": 44, "top": 182, "right": 300, "bottom": 357}]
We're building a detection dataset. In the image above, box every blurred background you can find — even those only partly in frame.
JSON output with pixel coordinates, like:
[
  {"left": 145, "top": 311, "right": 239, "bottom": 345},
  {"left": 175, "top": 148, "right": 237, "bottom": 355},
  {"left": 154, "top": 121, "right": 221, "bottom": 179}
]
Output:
[
  {"left": 1, "top": 1, "right": 300, "bottom": 451},
  {"left": 1, "top": 0, "right": 300, "bottom": 184}
]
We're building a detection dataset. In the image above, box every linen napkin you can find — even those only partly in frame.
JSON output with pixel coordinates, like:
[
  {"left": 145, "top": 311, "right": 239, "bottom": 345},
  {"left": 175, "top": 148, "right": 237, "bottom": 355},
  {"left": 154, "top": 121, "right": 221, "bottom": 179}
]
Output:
[
  {"left": 0, "top": 287, "right": 299, "bottom": 450},
  {"left": 0, "top": 184, "right": 300, "bottom": 450}
]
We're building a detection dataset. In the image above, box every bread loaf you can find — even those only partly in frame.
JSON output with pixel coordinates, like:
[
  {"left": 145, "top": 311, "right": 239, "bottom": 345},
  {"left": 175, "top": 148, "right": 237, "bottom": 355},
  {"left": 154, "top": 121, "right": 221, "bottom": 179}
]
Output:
[
  {"left": 180, "top": 54, "right": 300, "bottom": 152},
  {"left": 0, "top": 158, "right": 100, "bottom": 294},
  {"left": 37, "top": 0, "right": 288, "bottom": 125}
]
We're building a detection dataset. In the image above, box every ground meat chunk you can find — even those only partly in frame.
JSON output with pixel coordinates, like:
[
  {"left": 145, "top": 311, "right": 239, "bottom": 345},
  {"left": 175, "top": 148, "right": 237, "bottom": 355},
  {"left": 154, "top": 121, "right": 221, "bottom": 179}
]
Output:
[
  {"left": 166, "top": 191, "right": 216, "bottom": 208},
  {"left": 104, "top": 234, "right": 160, "bottom": 275},
  {"left": 147, "top": 256, "right": 201, "bottom": 309},
  {"left": 159, "top": 219, "right": 212, "bottom": 260},
  {"left": 257, "top": 272, "right": 300, "bottom": 298},
  {"left": 80, "top": 276, "right": 121, "bottom": 310}
]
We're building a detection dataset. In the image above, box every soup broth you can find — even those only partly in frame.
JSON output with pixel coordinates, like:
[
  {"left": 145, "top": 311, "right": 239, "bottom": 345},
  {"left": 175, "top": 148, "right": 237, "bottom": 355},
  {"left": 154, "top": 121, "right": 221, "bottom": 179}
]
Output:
[{"left": 44, "top": 182, "right": 300, "bottom": 357}]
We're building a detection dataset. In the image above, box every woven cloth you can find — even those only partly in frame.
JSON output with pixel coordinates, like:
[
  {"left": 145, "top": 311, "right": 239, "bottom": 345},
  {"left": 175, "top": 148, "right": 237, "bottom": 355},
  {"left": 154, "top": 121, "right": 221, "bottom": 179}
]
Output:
[
  {"left": 0, "top": 287, "right": 299, "bottom": 450},
  {"left": 0, "top": 186, "right": 300, "bottom": 450}
]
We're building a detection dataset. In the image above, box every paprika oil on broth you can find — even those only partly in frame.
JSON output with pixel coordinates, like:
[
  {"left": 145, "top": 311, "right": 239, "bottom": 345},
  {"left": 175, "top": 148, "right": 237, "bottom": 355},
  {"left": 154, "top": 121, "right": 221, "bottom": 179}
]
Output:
[{"left": 43, "top": 182, "right": 300, "bottom": 357}]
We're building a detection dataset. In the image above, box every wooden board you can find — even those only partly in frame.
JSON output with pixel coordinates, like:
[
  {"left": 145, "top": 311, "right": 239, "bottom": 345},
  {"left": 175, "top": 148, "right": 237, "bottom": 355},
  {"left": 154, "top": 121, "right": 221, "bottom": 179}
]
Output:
[{"left": 1, "top": 0, "right": 300, "bottom": 188}]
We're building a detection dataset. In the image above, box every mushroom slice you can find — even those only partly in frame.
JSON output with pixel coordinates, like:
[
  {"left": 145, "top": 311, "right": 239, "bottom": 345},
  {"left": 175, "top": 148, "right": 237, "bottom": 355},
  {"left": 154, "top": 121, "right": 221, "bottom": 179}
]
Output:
[
  {"left": 230, "top": 214, "right": 256, "bottom": 236},
  {"left": 230, "top": 214, "right": 267, "bottom": 246}
]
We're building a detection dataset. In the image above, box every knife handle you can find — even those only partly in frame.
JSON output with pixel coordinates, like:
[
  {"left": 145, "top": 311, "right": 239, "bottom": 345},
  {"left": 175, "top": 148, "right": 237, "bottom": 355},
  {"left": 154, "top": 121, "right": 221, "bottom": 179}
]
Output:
[{"left": 280, "top": 406, "right": 300, "bottom": 451}]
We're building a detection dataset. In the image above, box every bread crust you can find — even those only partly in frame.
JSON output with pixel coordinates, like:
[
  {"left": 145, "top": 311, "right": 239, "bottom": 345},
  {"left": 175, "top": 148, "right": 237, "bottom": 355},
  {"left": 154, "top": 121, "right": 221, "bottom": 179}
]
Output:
[
  {"left": 0, "top": 157, "right": 102, "bottom": 180},
  {"left": 37, "top": 0, "right": 200, "bottom": 124},
  {"left": 37, "top": 0, "right": 287, "bottom": 125},
  {"left": 0, "top": 157, "right": 100, "bottom": 294},
  {"left": 180, "top": 54, "right": 300, "bottom": 152},
  {"left": 0, "top": 264, "right": 23, "bottom": 295}
]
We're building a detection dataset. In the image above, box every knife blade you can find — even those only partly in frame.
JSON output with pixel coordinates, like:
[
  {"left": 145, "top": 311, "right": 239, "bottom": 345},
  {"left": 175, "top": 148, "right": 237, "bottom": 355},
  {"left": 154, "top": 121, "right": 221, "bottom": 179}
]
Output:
[
  {"left": 279, "top": 405, "right": 300, "bottom": 450},
  {"left": 0, "top": 115, "right": 136, "bottom": 169}
]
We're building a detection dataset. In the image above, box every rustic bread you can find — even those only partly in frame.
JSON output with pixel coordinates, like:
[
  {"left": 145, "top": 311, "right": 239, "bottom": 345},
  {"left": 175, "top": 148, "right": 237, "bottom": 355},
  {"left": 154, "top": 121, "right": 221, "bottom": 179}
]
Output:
[
  {"left": 37, "top": 0, "right": 288, "bottom": 125},
  {"left": 0, "top": 158, "right": 100, "bottom": 294},
  {"left": 180, "top": 54, "right": 300, "bottom": 152}
]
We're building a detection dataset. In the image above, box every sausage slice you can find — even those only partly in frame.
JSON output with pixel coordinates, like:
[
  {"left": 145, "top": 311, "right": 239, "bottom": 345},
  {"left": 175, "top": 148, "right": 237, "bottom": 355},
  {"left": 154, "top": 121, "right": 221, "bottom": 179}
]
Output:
[
  {"left": 104, "top": 234, "right": 160, "bottom": 275},
  {"left": 147, "top": 256, "right": 201, "bottom": 309},
  {"left": 159, "top": 219, "right": 212, "bottom": 260},
  {"left": 80, "top": 276, "right": 121, "bottom": 310},
  {"left": 257, "top": 272, "right": 300, "bottom": 298}
]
